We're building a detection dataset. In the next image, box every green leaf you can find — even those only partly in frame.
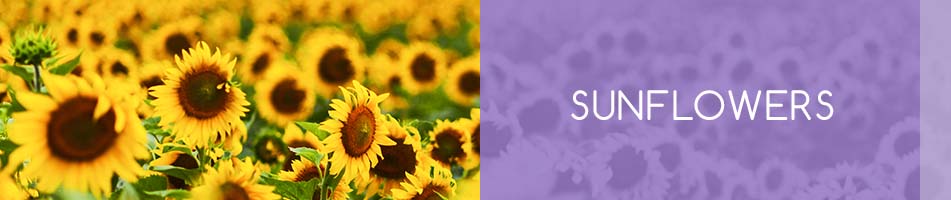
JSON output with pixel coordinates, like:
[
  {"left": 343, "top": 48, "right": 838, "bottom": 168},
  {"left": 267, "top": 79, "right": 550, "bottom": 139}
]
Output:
[
  {"left": 48, "top": 51, "right": 81, "bottom": 75},
  {"left": 5, "top": 85, "right": 24, "bottom": 112},
  {"left": 0, "top": 139, "right": 18, "bottom": 168},
  {"left": 151, "top": 165, "right": 201, "bottom": 185},
  {"left": 133, "top": 175, "right": 167, "bottom": 193},
  {"left": 290, "top": 147, "right": 323, "bottom": 164},
  {"left": 295, "top": 121, "right": 329, "bottom": 140},
  {"left": 260, "top": 174, "right": 320, "bottom": 200},
  {"left": 143, "top": 189, "right": 190, "bottom": 199},
  {"left": 1, "top": 64, "right": 32, "bottom": 86}
]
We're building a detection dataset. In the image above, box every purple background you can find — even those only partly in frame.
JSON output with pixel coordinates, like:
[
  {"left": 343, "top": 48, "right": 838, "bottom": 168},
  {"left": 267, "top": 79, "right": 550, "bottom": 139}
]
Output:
[{"left": 480, "top": 0, "right": 920, "bottom": 199}]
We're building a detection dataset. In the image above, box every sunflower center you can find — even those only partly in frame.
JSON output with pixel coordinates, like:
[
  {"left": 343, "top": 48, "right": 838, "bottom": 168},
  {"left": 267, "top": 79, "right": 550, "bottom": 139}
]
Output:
[
  {"left": 472, "top": 125, "right": 480, "bottom": 154},
  {"left": 178, "top": 70, "right": 230, "bottom": 119},
  {"left": 388, "top": 76, "right": 401, "bottom": 91},
  {"left": 140, "top": 75, "right": 164, "bottom": 100},
  {"left": 459, "top": 71, "right": 480, "bottom": 95},
  {"left": 90, "top": 31, "right": 105, "bottom": 46},
  {"left": 293, "top": 164, "right": 322, "bottom": 182},
  {"left": 317, "top": 46, "right": 355, "bottom": 85},
  {"left": 431, "top": 128, "right": 464, "bottom": 166},
  {"left": 341, "top": 106, "right": 376, "bottom": 157},
  {"left": 410, "top": 54, "right": 436, "bottom": 82},
  {"left": 164, "top": 33, "right": 191, "bottom": 58},
  {"left": 220, "top": 182, "right": 251, "bottom": 200},
  {"left": 167, "top": 175, "right": 190, "bottom": 190},
  {"left": 251, "top": 54, "right": 271, "bottom": 74},
  {"left": 270, "top": 79, "right": 306, "bottom": 114},
  {"left": 370, "top": 137, "right": 417, "bottom": 180},
  {"left": 67, "top": 28, "right": 79, "bottom": 44},
  {"left": 46, "top": 97, "right": 119, "bottom": 162},
  {"left": 111, "top": 61, "right": 129, "bottom": 76},
  {"left": 172, "top": 153, "right": 199, "bottom": 169},
  {"left": 413, "top": 184, "right": 446, "bottom": 200}
]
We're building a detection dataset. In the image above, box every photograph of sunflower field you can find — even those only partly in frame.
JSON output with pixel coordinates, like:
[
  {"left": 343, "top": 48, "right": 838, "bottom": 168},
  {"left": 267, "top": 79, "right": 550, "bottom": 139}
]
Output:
[{"left": 0, "top": 0, "right": 480, "bottom": 199}]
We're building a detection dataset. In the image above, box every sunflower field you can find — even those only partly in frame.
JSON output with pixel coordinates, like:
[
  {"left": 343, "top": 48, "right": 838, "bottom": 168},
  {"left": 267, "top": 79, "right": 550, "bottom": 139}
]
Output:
[{"left": 0, "top": 0, "right": 480, "bottom": 199}]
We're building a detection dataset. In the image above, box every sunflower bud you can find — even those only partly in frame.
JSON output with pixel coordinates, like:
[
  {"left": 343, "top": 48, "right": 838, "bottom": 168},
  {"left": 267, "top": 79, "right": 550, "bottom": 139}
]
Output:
[{"left": 9, "top": 29, "right": 57, "bottom": 66}]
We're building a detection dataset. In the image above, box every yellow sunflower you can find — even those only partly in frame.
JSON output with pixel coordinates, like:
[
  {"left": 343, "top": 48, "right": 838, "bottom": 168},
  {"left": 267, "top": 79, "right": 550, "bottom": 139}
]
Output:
[
  {"left": 320, "top": 80, "right": 395, "bottom": 183},
  {"left": 360, "top": 116, "right": 424, "bottom": 197},
  {"left": 278, "top": 160, "right": 351, "bottom": 200},
  {"left": 134, "top": 61, "right": 171, "bottom": 117},
  {"left": 427, "top": 119, "right": 472, "bottom": 168},
  {"left": 79, "top": 18, "right": 118, "bottom": 52},
  {"left": 52, "top": 16, "right": 82, "bottom": 49},
  {"left": 445, "top": 54, "right": 480, "bottom": 106},
  {"left": 390, "top": 164, "right": 456, "bottom": 200},
  {"left": 460, "top": 108, "right": 480, "bottom": 169},
  {"left": 97, "top": 48, "right": 138, "bottom": 81},
  {"left": 253, "top": 133, "right": 288, "bottom": 170},
  {"left": 357, "top": 1, "right": 395, "bottom": 34},
  {"left": 150, "top": 151, "right": 200, "bottom": 190},
  {"left": 191, "top": 158, "right": 280, "bottom": 200},
  {"left": 238, "top": 42, "right": 283, "bottom": 84},
  {"left": 247, "top": 24, "right": 291, "bottom": 52},
  {"left": 150, "top": 41, "right": 250, "bottom": 148},
  {"left": 398, "top": 42, "right": 447, "bottom": 95},
  {"left": 297, "top": 31, "right": 366, "bottom": 98},
  {"left": 469, "top": 24, "right": 480, "bottom": 49},
  {"left": 281, "top": 123, "right": 323, "bottom": 170},
  {"left": 455, "top": 171, "right": 480, "bottom": 200},
  {"left": 142, "top": 17, "right": 201, "bottom": 62},
  {"left": 255, "top": 68, "right": 317, "bottom": 127},
  {"left": 4, "top": 74, "right": 149, "bottom": 196}
]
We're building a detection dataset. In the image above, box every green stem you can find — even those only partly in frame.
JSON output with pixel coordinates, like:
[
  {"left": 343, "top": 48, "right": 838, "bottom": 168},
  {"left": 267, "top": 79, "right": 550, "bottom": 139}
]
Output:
[{"left": 32, "top": 64, "right": 41, "bottom": 92}]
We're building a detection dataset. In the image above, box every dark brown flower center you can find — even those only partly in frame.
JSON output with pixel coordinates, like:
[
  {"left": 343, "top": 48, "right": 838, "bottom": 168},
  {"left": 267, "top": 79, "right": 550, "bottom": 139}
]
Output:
[
  {"left": 370, "top": 137, "right": 417, "bottom": 180},
  {"left": 341, "top": 106, "right": 376, "bottom": 157},
  {"left": 111, "top": 61, "right": 129, "bottom": 76},
  {"left": 472, "top": 125, "right": 480, "bottom": 155},
  {"left": 177, "top": 70, "right": 230, "bottom": 119},
  {"left": 431, "top": 128, "right": 465, "bottom": 166},
  {"left": 140, "top": 75, "right": 164, "bottom": 100},
  {"left": 251, "top": 53, "right": 271, "bottom": 75},
  {"left": 459, "top": 71, "right": 480, "bottom": 95},
  {"left": 410, "top": 54, "right": 436, "bottom": 82},
  {"left": 67, "top": 28, "right": 79, "bottom": 45},
  {"left": 90, "top": 31, "right": 105, "bottom": 46},
  {"left": 388, "top": 76, "right": 401, "bottom": 92},
  {"left": 164, "top": 33, "right": 191, "bottom": 58},
  {"left": 220, "top": 182, "right": 251, "bottom": 200},
  {"left": 46, "top": 97, "right": 119, "bottom": 162},
  {"left": 171, "top": 153, "right": 199, "bottom": 169},
  {"left": 167, "top": 175, "right": 190, "bottom": 190},
  {"left": 269, "top": 79, "right": 306, "bottom": 114},
  {"left": 317, "top": 46, "right": 355, "bottom": 85}
]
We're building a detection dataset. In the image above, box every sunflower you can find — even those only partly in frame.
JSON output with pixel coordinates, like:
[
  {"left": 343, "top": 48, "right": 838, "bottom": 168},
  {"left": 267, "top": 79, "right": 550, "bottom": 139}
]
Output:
[
  {"left": 360, "top": 116, "right": 423, "bottom": 197},
  {"left": 398, "top": 42, "right": 447, "bottom": 95},
  {"left": 255, "top": 68, "right": 316, "bottom": 127},
  {"left": 150, "top": 41, "right": 250, "bottom": 148},
  {"left": 278, "top": 160, "right": 351, "bottom": 200},
  {"left": 217, "top": 123, "right": 248, "bottom": 155},
  {"left": 4, "top": 74, "right": 150, "bottom": 196},
  {"left": 445, "top": 54, "right": 480, "bottom": 106},
  {"left": 142, "top": 17, "right": 201, "bottom": 62},
  {"left": 150, "top": 151, "right": 200, "bottom": 190},
  {"left": 427, "top": 119, "right": 471, "bottom": 168},
  {"left": 0, "top": 22, "right": 13, "bottom": 48},
  {"left": 298, "top": 31, "right": 366, "bottom": 98},
  {"left": 247, "top": 24, "right": 290, "bottom": 52},
  {"left": 460, "top": 108, "right": 480, "bottom": 169},
  {"left": 320, "top": 80, "right": 395, "bottom": 183},
  {"left": 390, "top": 164, "right": 456, "bottom": 200},
  {"left": 79, "top": 18, "right": 118, "bottom": 52},
  {"left": 191, "top": 158, "right": 280, "bottom": 200},
  {"left": 281, "top": 123, "right": 322, "bottom": 170},
  {"left": 97, "top": 48, "right": 138, "bottom": 80},
  {"left": 357, "top": 1, "right": 395, "bottom": 34},
  {"left": 134, "top": 61, "right": 171, "bottom": 117},
  {"left": 253, "top": 133, "right": 288, "bottom": 170},
  {"left": 237, "top": 42, "right": 283, "bottom": 84},
  {"left": 469, "top": 24, "right": 480, "bottom": 50}
]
